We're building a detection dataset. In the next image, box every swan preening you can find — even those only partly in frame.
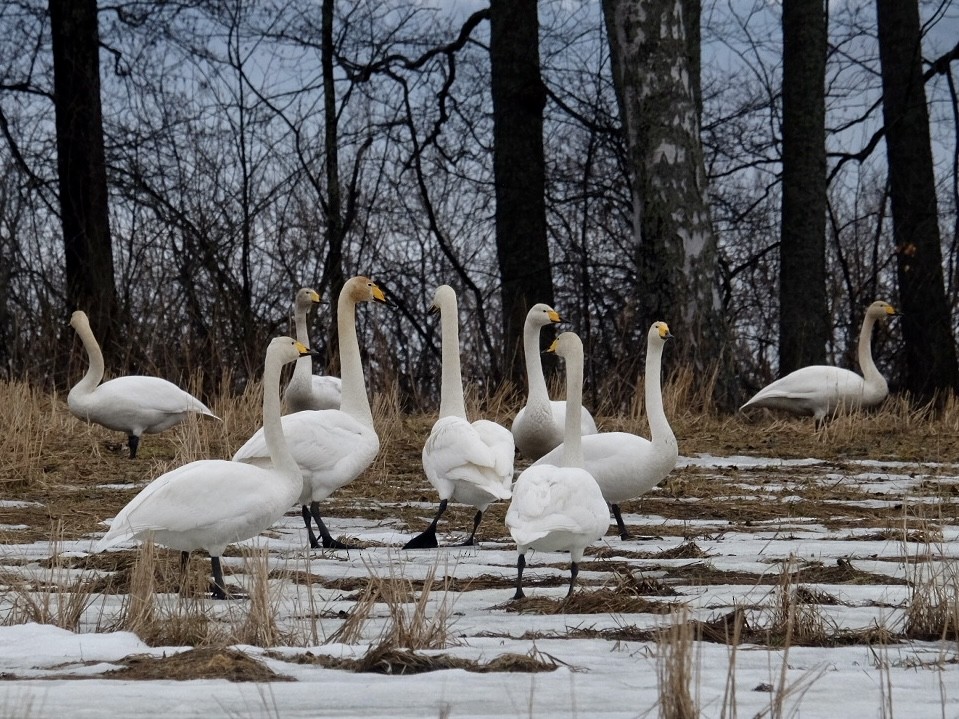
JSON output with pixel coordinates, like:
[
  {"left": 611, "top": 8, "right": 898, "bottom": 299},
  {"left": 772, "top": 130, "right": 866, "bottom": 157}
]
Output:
[
  {"left": 95, "top": 337, "right": 312, "bottom": 599},
  {"left": 535, "top": 321, "right": 678, "bottom": 540},
  {"left": 68, "top": 310, "right": 218, "bottom": 458},
  {"left": 740, "top": 301, "right": 899, "bottom": 424},
  {"left": 283, "top": 287, "right": 342, "bottom": 412},
  {"left": 506, "top": 331, "right": 609, "bottom": 599},
  {"left": 403, "top": 285, "right": 514, "bottom": 549},
  {"left": 511, "top": 303, "right": 598, "bottom": 460},
  {"left": 232, "top": 276, "right": 389, "bottom": 550}
]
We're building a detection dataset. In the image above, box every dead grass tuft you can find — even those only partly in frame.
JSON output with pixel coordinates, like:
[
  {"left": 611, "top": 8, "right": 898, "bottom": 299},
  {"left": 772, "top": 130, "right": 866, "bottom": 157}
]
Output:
[{"left": 104, "top": 646, "right": 294, "bottom": 682}]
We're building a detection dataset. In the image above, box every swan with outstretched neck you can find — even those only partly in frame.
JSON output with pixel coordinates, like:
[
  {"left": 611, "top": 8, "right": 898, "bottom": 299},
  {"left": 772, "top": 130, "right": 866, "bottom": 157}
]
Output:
[{"left": 67, "top": 310, "right": 218, "bottom": 459}]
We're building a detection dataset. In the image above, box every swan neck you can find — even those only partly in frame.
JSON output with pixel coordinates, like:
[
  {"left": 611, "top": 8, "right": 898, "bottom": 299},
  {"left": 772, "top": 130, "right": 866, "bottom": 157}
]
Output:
[
  {"left": 291, "top": 305, "right": 313, "bottom": 386},
  {"left": 523, "top": 321, "right": 550, "bottom": 407},
  {"left": 858, "top": 312, "right": 881, "bottom": 383},
  {"left": 75, "top": 321, "right": 105, "bottom": 392},
  {"left": 337, "top": 290, "right": 373, "bottom": 426},
  {"left": 262, "top": 352, "right": 299, "bottom": 479},
  {"left": 561, "top": 350, "right": 585, "bottom": 468},
  {"left": 645, "top": 341, "right": 674, "bottom": 445},
  {"left": 439, "top": 300, "right": 467, "bottom": 419}
]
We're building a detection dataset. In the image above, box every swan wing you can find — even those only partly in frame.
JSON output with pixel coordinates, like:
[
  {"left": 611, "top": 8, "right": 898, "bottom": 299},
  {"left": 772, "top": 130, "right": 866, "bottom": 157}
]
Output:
[
  {"left": 422, "top": 417, "right": 513, "bottom": 500},
  {"left": 506, "top": 465, "right": 608, "bottom": 544}
]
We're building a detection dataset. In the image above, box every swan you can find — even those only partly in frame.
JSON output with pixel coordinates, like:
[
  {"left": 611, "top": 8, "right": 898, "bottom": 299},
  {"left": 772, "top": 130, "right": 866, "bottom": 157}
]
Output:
[
  {"left": 511, "top": 303, "right": 598, "bottom": 460},
  {"left": 68, "top": 310, "right": 218, "bottom": 459},
  {"left": 232, "top": 276, "right": 388, "bottom": 550},
  {"left": 534, "top": 322, "right": 677, "bottom": 540},
  {"left": 740, "top": 300, "right": 899, "bottom": 424},
  {"left": 506, "top": 331, "right": 609, "bottom": 599},
  {"left": 95, "top": 336, "right": 312, "bottom": 599},
  {"left": 403, "top": 285, "right": 514, "bottom": 549},
  {"left": 283, "top": 287, "right": 342, "bottom": 412}
]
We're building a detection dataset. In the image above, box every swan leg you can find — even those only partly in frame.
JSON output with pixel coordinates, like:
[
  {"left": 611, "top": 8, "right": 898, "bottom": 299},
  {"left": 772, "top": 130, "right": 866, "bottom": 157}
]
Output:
[
  {"left": 402, "top": 499, "right": 447, "bottom": 549},
  {"left": 512, "top": 553, "right": 526, "bottom": 600},
  {"left": 566, "top": 561, "right": 579, "bottom": 597},
  {"left": 127, "top": 434, "right": 140, "bottom": 459},
  {"left": 210, "top": 556, "right": 228, "bottom": 600},
  {"left": 309, "top": 501, "right": 352, "bottom": 549},
  {"left": 456, "top": 510, "right": 483, "bottom": 546},
  {"left": 178, "top": 551, "right": 191, "bottom": 595},
  {"left": 611, "top": 504, "right": 632, "bottom": 540},
  {"left": 301, "top": 505, "right": 321, "bottom": 549}
]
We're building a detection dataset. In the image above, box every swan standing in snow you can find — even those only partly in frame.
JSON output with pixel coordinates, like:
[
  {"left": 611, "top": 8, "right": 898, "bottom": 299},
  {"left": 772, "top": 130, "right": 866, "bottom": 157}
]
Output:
[
  {"left": 403, "top": 285, "right": 514, "bottom": 549},
  {"left": 534, "top": 322, "right": 678, "bottom": 540},
  {"left": 511, "top": 303, "right": 598, "bottom": 460},
  {"left": 740, "top": 301, "right": 900, "bottom": 424},
  {"left": 283, "top": 287, "right": 342, "bottom": 412},
  {"left": 506, "top": 331, "right": 609, "bottom": 599},
  {"left": 233, "top": 276, "right": 389, "bottom": 550},
  {"left": 68, "top": 310, "right": 218, "bottom": 459},
  {"left": 95, "top": 336, "right": 313, "bottom": 599}
]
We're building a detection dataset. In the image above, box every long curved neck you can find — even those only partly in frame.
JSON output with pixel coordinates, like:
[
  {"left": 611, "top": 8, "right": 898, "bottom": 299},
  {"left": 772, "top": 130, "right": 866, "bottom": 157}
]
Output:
[
  {"left": 262, "top": 352, "right": 299, "bottom": 478},
  {"left": 439, "top": 300, "right": 467, "bottom": 420},
  {"left": 645, "top": 341, "right": 674, "bottom": 446},
  {"left": 291, "top": 304, "right": 313, "bottom": 386},
  {"left": 857, "top": 312, "right": 882, "bottom": 385},
  {"left": 561, "top": 348, "right": 585, "bottom": 468},
  {"left": 337, "top": 290, "right": 373, "bottom": 426},
  {"left": 523, "top": 321, "right": 550, "bottom": 407},
  {"left": 75, "top": 322, "right": 105, "bottom": 392}
]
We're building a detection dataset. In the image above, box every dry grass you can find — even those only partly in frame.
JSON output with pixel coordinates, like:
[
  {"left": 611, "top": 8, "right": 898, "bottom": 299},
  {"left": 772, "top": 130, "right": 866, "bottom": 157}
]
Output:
[{"left": 656, "top": 605, "right": 699, "bottom": 719}]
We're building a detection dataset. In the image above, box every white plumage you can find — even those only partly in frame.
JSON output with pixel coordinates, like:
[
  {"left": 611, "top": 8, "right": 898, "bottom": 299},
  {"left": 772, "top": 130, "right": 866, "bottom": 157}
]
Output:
[
  {"left": 506, "top": 331, "right": 609, "bottom": 599},
  {"left": 95, "top": 336, "right": 311, "bottom": 599},
  {"left": 67, "top": 310, "right": 218, "bottom": 459},
  {"left": 233, "top": 276, "right": 388, "bottom": 550},
  {"left": 741, "top": 301, "right": 899, "bottom": 424},
  {"left": 403, "top": 285, "right": 514, "bottom": 549},
  {"left": 535, "top": 321, "right": 678, "bottom": 540},
  {"left": 511, "top": 303, "right": 597, "bottom": 460},
  {"left": 283, "top": 287, "right": 342, "bottom": 412}
]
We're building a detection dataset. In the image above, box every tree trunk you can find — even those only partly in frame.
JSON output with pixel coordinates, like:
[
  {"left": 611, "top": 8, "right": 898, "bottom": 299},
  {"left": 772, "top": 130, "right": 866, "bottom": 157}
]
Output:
[
  {"left": 489, "top": 0, "right": 555, "bottom": 385},
  {"left": 49, "top": 0, "right": 119, "bottom": 354},
  {"left": 779, "top": 0, "right": 828, "bottom": 373},
  {"left": 876, "top": 0, "right": 959, "bottom": 400},
  {"left": 602, "top": 0, "right": 734, "bottom": 404}
]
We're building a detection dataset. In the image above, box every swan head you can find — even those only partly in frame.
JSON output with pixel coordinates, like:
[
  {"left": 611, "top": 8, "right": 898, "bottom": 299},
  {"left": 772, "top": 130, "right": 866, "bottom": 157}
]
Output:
[
  {"left": 547, "top": 331, "right": 583, "bottom": 361},
  {"left": 70, "top": 310, "right": 90, "bottom": 331},
  {"left": 527, "top": 303, "right": 562, "bottom": 327},
  {"left": 346, "top": 276, "right": 391, "bottom": 306},
  {"left": 650, "top": 322, "right": 672, "bottom": 344},
  {"left": 294, "top": 288, "right": 322, "bottom": 311},
  {"left": 431, "top": 284, "right": 456, "bottom": 314},
  {"left": 867, "top": 300, "right": 898, "bottom": 319},
  {"left": 269, "top": 336, "right": 315, "bottom": 365}
]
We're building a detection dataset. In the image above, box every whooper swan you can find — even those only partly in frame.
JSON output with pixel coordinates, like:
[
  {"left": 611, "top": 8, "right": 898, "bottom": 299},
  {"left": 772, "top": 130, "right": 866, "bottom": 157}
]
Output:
[
  {"left": 68, "top": 310, "right": 218, "bottom": 459},
  {"left": 511, "top": 303, "right": 598, "bottom": 460},
  {"left": 403, "top": 285, "right": 514, "bottom": 549},
  {"left": 233, "top": 276, "right": 389, "bottom": 550},
  {"left": 740, "top": 300, "right": 899, "bottom": 424},
  {"left": 534, "top": 322, "right": 678, "bottom": 540},
  {"left": 283, "top": 287, "right": 342, "bottom": 412},
  {"left": 506, "top": 331, "right": 609, "bottom": 599},
  {"left": 95, "top": 337, "right": 312, "bottom": 599}
]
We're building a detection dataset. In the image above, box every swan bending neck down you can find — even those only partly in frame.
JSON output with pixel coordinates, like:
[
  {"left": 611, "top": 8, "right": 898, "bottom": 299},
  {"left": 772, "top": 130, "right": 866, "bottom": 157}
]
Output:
[
  {"left": 284, "top": 287, "right": 342, "bottom": 412},
  {"left": 232, "top": 276, "right": 388, "bottom": 550},
  {"left": 506, "top": 331, "right": 609, "bottom": 599},
  {"left": 511, "top": 304, "right": 598, "bottom": 460},
  {"left": 95, "top": 337, "right": 311, "bottom": 599},
  {"left": 68, "top": 310, "right": 218, "bottom": 458},
  {"left": 533, "top": 322, "right": 677, "bottom": 541},
  {"left": 740, "top": 300, "right": 899, "bottom": 424},
  {"left": 403, "top": 284, "right": 514, "bottom": 550}
]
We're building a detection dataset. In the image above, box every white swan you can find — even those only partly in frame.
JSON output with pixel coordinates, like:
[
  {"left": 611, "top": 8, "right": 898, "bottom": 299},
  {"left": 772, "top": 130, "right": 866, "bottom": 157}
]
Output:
[
  {"left": 232, "top": 276, "right": 388, "bottom": 550},
  {"left": 534, "top": 322, "right": 678, "bottom": 540},
  {"left": 283, "top": 287, "right": 342, "bottom": 412},
  {"left": 403, "top": 285, "right": 514, "bottom": 549},
  {"left": 740, "top": 300, "right": 899, "bottom": 424},
  {"left": 68, "top": 310, "right": 218, "bottom": 459},
  {"left": 506, "top": 331, "right": 609, "bottom": 599},
  {"left": 511, "top": 303, "right": 598, "bottom": 460},
  {"left": 95, "top": 336, "right": 311, "bottom": 599}
]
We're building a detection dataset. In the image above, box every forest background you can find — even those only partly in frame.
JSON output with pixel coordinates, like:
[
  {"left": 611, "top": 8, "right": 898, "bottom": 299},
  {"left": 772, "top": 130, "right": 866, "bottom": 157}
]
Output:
[{"left": 1, "top": 0, "right": 958, "bottom": 414}]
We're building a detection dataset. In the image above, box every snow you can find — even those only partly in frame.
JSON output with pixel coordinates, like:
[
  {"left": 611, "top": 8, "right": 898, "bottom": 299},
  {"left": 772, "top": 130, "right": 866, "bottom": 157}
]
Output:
[{"left": 0, "top": 453, "right": 956, "bottom": 718}]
